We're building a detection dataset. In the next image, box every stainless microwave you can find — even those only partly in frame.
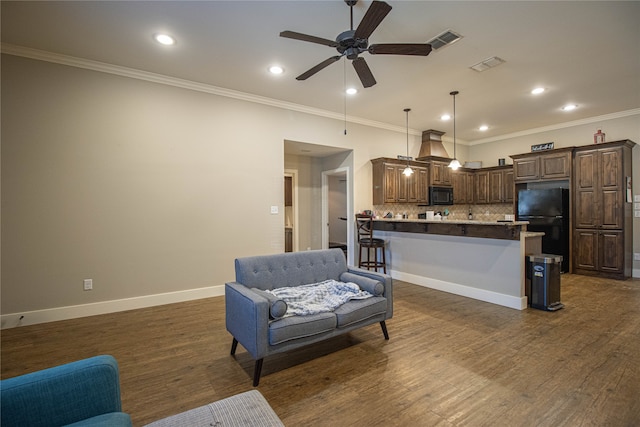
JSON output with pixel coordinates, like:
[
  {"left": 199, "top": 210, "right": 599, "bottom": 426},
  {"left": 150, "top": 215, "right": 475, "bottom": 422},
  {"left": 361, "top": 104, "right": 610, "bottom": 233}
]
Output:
[{"left": 429, "top": 186, "right": 454, "bottom": 205}]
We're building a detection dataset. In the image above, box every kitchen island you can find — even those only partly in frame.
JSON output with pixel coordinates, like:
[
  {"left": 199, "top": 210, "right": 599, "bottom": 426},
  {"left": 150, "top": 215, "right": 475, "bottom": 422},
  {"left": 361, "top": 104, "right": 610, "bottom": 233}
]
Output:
[{"left": 372, "top": 218, "right": 543, "bottom": 310}]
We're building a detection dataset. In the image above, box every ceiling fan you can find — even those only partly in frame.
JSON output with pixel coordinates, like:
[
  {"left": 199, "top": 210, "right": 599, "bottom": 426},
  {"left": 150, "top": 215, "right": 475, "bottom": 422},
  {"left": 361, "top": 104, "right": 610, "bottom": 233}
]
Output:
[{"left": 280, "top": 0, "right": 432, "bottom": 88}]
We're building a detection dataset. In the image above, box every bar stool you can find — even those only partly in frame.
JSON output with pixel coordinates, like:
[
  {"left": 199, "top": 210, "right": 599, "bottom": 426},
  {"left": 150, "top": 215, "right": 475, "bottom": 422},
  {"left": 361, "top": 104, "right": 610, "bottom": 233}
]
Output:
[{"left": 356, "top": 214, "right": 387, "bottom": 273}]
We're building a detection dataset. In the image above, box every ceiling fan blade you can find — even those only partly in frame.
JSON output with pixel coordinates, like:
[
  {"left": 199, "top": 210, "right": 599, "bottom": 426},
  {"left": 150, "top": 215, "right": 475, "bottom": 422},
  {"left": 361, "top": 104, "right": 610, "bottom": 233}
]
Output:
[
  {"left": 280, "top": 31, "right": 338, "bottom": 48},
  {"left": 296, "top": 56, "right": 342, "bottom": 81},
  {"left": 369, "top": 43, "right": 432, "bottom": 56},
  {"left": 352, "top": 57, "right": 377, "bottom": 88},
  {"left": 354, "top": 1, "right": 392, "bottom": 40}
]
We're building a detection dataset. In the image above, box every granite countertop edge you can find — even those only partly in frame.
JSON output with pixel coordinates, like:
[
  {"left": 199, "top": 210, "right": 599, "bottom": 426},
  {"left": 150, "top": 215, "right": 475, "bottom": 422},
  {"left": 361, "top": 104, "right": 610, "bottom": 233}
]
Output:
[{"left": 373, "top": 218, "right": 529, "bottom": 226}]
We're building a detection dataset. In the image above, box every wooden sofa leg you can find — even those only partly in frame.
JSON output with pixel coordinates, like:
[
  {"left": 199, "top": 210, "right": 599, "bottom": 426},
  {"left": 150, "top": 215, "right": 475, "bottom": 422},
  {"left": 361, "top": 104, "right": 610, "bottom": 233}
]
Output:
[
  {"left": 231, "top": 338, "right": 238, "bottom": 356},
  {"left": 253, "top": 359, "right": 264, "bottom": 387},
  {"left": 380, "top": 321, "right": 389, "bottom": 340}
]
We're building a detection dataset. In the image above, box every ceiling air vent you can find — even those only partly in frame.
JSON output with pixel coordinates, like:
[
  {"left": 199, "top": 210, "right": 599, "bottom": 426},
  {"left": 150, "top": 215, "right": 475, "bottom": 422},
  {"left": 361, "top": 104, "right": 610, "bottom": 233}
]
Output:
[
  {"left": 470, "top": 56, "right": 506, "bottom": 72},
  {"left": 426, "top": 30, "right": 462, "bottom": 51}
]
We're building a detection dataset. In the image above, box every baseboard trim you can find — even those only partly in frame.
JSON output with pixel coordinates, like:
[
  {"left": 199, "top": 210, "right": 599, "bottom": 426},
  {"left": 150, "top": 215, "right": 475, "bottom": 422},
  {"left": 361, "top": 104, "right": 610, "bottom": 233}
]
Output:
[
  {"left": 391, "top": 270, "right": 527, "bottom": 310},
  {"left": 0, "top": 285, "right": 225, "bottom": 329}
]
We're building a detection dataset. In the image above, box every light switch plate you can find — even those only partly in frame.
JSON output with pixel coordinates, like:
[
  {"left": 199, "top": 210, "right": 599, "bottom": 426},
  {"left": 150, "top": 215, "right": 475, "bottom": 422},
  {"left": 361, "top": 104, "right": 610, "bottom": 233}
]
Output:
[{"left": 270, "top": 206, "right": 279, "bottom": 214}]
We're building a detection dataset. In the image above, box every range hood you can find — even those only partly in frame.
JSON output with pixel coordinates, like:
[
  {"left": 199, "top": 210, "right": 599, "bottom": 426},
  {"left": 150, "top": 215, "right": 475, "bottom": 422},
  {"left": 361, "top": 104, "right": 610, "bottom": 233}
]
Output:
[{"left": 417, "top": 129, "right": 450, "bottom": 159}]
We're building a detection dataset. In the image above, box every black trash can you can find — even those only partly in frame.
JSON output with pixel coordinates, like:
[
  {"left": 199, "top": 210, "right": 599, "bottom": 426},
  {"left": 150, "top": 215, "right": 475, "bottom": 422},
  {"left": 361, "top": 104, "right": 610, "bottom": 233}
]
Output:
[{"left": 527, "top": 254, "right": 564, "bottom": 311}]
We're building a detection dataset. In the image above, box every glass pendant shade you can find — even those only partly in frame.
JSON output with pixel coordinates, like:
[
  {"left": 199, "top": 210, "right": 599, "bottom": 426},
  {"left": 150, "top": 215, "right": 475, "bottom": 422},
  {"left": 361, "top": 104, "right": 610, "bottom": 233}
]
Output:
[
  {"left": 448, "top": 158, "right": 461, "bottom": 170},
  {"left": 403, "top": 166, "right": 414, "bottom": 176}
]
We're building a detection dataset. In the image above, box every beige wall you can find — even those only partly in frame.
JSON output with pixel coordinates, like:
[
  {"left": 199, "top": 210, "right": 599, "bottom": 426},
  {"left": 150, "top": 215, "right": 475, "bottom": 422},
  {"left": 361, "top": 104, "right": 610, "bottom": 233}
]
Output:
[
  {"left": 2, "top": 53, "right": 638, "bottom": 323},
  {"left": 1, "top": 54, "right": 417, "bottom": 318}
]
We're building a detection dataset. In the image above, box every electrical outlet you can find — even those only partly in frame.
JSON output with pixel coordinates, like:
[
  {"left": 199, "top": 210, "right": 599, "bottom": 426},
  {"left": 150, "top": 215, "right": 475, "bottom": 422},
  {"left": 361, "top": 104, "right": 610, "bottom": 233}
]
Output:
[
  {"left": 635, "top": 211, "right": 640, "bottom": 218},
  {"left": 270, "top": 206, "right": 279, "bottom": 214},
  {"left": 635, "top": 253, "right": 640, "bottom": 261},
  {"left": 635, "top": 195, "right": 640, "bottom": 202},
  {"left": 83, "top": 279, "right": 93, "bottom": 291}
]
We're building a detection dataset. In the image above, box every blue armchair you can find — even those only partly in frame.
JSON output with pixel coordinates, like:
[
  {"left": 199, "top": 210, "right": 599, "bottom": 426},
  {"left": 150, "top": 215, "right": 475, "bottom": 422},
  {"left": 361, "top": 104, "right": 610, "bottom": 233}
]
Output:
[{"left": 1, "top": 355, "right": 132, "bottom": 427}]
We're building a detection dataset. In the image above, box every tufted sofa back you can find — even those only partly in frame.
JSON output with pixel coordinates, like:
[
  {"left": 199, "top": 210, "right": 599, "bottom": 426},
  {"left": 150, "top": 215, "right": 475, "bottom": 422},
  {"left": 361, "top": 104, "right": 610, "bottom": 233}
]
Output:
[{"left": 234, "top": 249, "right": 348, "bottom": 290}]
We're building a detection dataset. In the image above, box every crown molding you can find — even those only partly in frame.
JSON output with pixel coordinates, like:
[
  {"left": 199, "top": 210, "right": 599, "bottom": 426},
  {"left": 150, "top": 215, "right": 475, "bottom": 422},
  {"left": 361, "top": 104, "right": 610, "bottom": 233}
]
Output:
[
  {"left": 1, "top": 43, "right": 421, "bottom": 137},
  {"left": 469, "top": 108, "right": 640, "bottom": 146},
  {"left": 3, "top": 43, "right": 635, "bottom": 144}
]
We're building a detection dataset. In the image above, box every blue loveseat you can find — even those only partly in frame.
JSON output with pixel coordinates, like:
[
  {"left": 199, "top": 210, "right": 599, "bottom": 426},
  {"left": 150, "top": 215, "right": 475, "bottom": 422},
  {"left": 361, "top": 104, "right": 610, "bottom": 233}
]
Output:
[
  {"left": 1, "top": 355, "right": 284, "bottom": 426},
  {"left": 225, "top": 248, "right": 393, "bottom": 386},
  {"left": 0, "top": 355, "right": 131, "bottom": 427}
]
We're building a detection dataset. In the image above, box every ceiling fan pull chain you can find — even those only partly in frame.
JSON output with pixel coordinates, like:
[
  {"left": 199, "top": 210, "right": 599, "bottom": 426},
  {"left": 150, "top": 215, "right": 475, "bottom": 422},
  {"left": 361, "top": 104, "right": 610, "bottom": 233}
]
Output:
[{"left": 344, "top": 57, "right": 348, "bottom": 135}]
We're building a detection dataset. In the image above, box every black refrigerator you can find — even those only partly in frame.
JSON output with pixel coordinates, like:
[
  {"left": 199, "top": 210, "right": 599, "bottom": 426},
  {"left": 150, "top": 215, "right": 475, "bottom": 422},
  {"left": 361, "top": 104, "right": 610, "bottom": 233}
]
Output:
[{"left": 517, "top": 188, "right": 570, "bottom": 272}]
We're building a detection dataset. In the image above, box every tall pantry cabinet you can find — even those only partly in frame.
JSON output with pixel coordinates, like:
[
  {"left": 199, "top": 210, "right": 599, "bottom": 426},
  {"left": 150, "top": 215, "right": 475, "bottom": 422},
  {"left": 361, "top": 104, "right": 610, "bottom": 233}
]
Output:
[{"left": 573, "top": 140, "right": 635, "bottom": 279}]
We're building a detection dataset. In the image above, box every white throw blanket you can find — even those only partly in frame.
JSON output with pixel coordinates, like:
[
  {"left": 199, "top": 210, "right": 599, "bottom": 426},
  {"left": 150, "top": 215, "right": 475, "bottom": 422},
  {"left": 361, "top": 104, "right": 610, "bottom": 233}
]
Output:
[{"left": 267, "top": 280, "right": 373, "bottom": 318}]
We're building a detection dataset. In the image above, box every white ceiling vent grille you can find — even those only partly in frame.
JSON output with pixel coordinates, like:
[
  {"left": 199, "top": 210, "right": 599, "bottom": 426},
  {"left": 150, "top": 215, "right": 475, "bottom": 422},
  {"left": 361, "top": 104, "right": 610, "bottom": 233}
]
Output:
[
  {"left": 426, "top": 30, "right": 462, "bottom": 51},
  {"left": 470, "top": 56, "right": 506, "bottom": 72}
]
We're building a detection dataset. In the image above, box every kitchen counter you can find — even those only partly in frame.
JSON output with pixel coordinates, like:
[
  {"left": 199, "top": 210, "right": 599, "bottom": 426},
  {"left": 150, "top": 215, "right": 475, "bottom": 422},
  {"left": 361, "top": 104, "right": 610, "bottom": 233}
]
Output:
[
  {"left": 372, "top": 219, "right": 543, "bottom": 310},
  {"left": 373, "top": 218, "right": 529, "bottom": 241}
]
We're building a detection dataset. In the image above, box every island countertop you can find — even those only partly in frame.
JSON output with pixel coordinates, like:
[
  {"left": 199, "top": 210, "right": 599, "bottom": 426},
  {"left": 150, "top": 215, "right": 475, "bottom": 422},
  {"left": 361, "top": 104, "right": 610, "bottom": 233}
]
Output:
[
  {"left": 372, "top": 218, "right": 529, "bottom": 241},
  {"left": 371, "top": 219, "right": 543, "bottom": 310}
]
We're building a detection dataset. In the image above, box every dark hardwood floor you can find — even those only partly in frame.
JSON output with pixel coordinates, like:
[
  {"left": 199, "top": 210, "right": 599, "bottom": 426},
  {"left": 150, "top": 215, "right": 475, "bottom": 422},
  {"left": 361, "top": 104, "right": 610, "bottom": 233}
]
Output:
[{"left": 2, "top": 275, "right": 639, "bottom": 426}]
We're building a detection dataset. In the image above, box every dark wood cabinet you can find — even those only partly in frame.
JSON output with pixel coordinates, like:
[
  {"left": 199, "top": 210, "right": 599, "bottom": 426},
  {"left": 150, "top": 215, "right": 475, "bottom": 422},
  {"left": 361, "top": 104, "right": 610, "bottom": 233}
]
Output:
[
  {"left": 573, "top": 140, "right": 634, "bottom": 279},
  {"left": 573, "top": 229, "right": 625, "bottom": 274},
  {"left": 410, "top": 167, "right": 429, "bottom": 203},
  {"left": 488, "top": 169, "right": 503, "bottom": 203},
  {"left": 503, "top": 168, "right": 514, "bottom": 203},
  {"left": 512, "top": 148, "right": 573, "bottom": 183},
  {"left": 474, "top": 166, "right": 513, "bottom": 204},
  {"left": 372, "top": 158, "right": 428, "bottom": 204},
  {"left": 430, "top": 160, "right": 452, "bottom": 186},
  {"left": 452, "top": 169, "right": 474, "bottom": 204},
  {"left": 474, "top": 170, "right": 489, "bottom": 204}
]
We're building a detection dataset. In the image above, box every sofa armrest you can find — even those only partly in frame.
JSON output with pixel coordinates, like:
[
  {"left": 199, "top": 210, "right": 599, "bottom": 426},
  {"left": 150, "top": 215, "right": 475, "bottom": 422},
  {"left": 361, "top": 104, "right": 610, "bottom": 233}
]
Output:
[
  {"left": 225, "top": 282, "right": 270, "bottom": 359},
  {"left": 340, "top": 272, "right": 384, "bottom": 296},
  {"left": 0, "top": 355, "right": 131, "bottom": 427},
  {"left": 345, "top": 267, "right": 393, "bottom": 319}
]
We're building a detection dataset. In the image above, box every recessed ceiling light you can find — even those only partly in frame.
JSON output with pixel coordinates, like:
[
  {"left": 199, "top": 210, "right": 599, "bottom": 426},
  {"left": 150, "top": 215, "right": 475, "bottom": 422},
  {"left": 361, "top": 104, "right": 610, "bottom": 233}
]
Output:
[
  {"left": 531, "top": 87, "right": 545, "bottom": 95},
  {"left": 269, "top": 65, "right": 284, "bottom": 75},
  {"left": 479, "top": 125, "right": 489, "bottom": 131},
  {"left": 154, "top": 33, "right": 175, "bottom": 46},
  {"left": 562, "top": 104, "right": 578, "bottom": 111},
  {"left": 440, "top": 114, "right": 451, "bottom": 121},
  {"left": 346, "top": 87, "right": 358, "bottom": 95}
]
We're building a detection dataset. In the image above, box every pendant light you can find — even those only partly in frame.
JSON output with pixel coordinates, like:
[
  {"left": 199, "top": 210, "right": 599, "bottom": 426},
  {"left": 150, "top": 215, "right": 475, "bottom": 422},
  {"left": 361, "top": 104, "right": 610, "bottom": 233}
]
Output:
[
  {"left": 448, "top": 90, "right": 461, "bottom": 170},
  {"left": 402, "top": 108, "right": 414, "bottom": 176}
]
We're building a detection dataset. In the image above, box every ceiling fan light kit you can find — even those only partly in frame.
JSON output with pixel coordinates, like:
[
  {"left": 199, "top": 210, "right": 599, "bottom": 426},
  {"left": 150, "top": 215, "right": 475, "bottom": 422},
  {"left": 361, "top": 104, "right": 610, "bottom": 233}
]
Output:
[{"left": 280, "top": 0, "right": 432, "bottom": 88}]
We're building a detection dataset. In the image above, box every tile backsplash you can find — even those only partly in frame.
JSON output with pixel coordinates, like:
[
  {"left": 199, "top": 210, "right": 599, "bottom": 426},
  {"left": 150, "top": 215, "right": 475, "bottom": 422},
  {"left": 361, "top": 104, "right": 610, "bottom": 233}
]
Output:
[{"left": 371, "top": 203, "right": 514, "bottom": 221}]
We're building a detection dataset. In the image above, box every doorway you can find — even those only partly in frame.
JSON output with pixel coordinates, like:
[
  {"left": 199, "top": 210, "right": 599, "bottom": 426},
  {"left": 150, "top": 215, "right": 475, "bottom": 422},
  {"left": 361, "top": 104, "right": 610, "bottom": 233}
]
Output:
[
  {"left": 284, "top": 170, "right": 298, "bottom": 252},
  {"left": 322, "top": 168, "right": 351, "bottom": 264}
]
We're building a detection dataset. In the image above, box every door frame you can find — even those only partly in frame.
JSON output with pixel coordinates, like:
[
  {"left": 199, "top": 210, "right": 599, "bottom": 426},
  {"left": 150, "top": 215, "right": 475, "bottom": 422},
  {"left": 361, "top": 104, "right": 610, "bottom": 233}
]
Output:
[
  {"left": 321, "top": 166, "right": 353, "bottom": 265},
  {"left": 284, "top": 169, "right": 299, "bottom": 252}
]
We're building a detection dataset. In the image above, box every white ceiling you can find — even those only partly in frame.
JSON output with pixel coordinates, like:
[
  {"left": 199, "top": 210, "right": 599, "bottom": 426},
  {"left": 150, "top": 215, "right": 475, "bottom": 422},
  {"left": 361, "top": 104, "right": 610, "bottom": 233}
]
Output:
[{"left": 2, "top": 1, "right": 639, "bottom": 144}]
